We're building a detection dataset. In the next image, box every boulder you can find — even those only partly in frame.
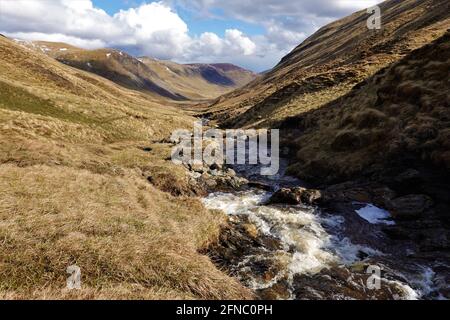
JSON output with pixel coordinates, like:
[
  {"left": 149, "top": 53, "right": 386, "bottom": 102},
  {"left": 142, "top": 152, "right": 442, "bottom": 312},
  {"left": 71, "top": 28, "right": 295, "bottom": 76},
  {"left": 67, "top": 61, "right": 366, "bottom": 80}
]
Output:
[
  {"left": 226, "top": 168, "right": 236, "bottom": 177},
  {"left": 321, "top": 182, "right": 396, "bottom": 208},
  {"left": 388, "top": 194, "right": 434, "bottom": 220},
  {"left": 209, "top": 169, "right": 221, "bottom": 176},
  {"left": 419, "top": 228, "right": 450, "bottom": 251},
  {"left": 189, "top": 163, "right": 206, "bottom": 173},
  {"left": 257, "top": 281, "right": 291, "bottom": 300},
  {"left": 267, "top": 187, "right": 321, "bottom": 205},
  {"left": 209, "top": 162, "right": 223, "bottom": 171},
  {"left": 204, "top": 179, "right": 217, "bottom": 188},
  {"left": 395, "top": 169, "right": 422, "bottom": 184},
  {"left": 392, "top": 169, "right": 424, "bottom": 192}
]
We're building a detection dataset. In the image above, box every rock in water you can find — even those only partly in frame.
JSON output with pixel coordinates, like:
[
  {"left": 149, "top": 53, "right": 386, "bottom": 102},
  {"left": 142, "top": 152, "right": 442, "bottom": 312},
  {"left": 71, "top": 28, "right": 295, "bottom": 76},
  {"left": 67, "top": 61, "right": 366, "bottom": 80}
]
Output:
[
  {"left": 388, "top": 194, "right": 434, "bottom": 220},
  {"left": 267, "top": 187, "right": 321, "bottom": 205}
]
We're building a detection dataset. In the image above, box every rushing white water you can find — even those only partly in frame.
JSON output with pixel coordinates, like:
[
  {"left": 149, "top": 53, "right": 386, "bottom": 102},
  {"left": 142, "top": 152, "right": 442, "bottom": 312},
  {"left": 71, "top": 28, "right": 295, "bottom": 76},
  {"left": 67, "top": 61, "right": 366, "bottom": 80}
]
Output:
[
  {"left": 204, "top": 190, "right": 370, "bottom": 269},
  {"left": 202, "top": 176, "right": 446, "bottom": 299},
  {"left": 200, "top": 141, "right": 447, "bottom": 299}
]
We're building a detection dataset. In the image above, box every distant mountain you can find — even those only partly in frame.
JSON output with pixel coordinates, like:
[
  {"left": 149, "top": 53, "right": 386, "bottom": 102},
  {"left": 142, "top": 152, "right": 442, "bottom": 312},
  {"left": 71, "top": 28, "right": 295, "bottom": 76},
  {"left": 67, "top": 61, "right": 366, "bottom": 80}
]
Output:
[
  {"left": 138, "top": 57, "right": 256, "bottom": 100},
  {"left": 13, "top": 40, "right": 256, "bottom": 101}
]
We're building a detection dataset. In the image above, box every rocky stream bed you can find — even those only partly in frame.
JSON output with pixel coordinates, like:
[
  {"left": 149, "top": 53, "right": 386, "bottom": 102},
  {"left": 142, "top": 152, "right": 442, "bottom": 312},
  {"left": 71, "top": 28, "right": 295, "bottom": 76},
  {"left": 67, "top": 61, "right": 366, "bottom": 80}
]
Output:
[{"left": 184, "top": 158, "right": 449, "bottom": 300}]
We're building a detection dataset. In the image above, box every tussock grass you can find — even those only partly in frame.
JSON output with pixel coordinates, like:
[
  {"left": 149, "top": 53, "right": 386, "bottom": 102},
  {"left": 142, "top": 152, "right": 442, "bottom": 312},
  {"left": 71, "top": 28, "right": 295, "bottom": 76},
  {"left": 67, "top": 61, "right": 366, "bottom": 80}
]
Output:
[
  {"left": 0, "top": 165, "right": 250, "bottom": 299},
  {"left": 0, "top": 36, "right": 252, "bottom": 299},
  {"left": 285, "top": 32, "right": 450, "bottom": 182}
]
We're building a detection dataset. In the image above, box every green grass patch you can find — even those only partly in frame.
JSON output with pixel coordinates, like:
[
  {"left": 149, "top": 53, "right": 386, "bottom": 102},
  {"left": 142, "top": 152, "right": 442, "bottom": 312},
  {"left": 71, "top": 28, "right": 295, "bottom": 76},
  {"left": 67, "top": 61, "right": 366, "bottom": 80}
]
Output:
[{"left": 0, "top": 80, "right": 99, "bottom": 126}]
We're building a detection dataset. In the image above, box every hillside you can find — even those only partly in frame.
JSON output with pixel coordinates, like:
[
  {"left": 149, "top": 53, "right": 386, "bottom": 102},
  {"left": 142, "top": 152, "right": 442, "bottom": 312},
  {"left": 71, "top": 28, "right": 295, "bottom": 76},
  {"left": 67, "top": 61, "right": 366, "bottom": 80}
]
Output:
[
  {"left": 198, "top": 0, "right": 450, "bottom": 269},
  {"left": 13, "top": 40, "right": 256, "bottom": 101},
  {"left": 282, "top": 30, "right": 450, "bottom": 253},
  {"left": 0, "top": 35, "right": 251, "bottom": 299},
  {"left": 205, "top": 0, "right": 449, "bottom": 127},
  {"left": 2, "top": 0, "right": 449, "bottom": 301},
  {"left": 283, "top": 31, "right": 450, "bottom": 180}
]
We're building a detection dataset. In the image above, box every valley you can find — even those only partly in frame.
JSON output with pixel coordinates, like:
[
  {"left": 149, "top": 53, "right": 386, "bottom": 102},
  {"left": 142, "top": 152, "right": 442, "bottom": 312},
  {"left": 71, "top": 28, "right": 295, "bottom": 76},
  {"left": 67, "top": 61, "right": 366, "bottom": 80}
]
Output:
[{"left": 0, "top": 0, "right": 449, "bottom": 300}]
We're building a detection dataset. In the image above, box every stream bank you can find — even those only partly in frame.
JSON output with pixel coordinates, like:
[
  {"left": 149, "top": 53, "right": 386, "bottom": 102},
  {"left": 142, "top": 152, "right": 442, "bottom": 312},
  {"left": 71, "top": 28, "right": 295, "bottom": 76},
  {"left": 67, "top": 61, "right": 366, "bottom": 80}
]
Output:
[{"left": 188, "top": 159, "right": 449, "bottom": 300}]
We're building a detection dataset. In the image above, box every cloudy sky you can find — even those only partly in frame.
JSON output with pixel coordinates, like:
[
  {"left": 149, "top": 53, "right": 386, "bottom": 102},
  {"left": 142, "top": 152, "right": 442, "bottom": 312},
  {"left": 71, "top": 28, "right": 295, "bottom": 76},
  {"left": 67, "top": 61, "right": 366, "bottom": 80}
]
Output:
[{"left": 0, "top": 0, "right": 383, "bottom": 71}]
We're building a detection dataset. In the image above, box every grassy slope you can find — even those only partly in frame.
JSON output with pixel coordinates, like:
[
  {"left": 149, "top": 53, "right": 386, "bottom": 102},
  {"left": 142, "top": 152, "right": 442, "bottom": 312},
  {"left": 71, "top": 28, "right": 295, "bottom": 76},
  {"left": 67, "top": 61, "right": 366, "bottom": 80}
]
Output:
[
  {"left": 15, "top": 40, "right": 256, "bottom": 101},
  {"left": 0, "top": 36, "right": 251, "bottom": 299},
  {"left": 140, "top": 58, "right": 257, "bottom": 100},
  {"left": 205, "top": 0, "right": 449, "bottom": 128},
  {"left": 283, "top": 32, "right": 450, "bottom": 183}
]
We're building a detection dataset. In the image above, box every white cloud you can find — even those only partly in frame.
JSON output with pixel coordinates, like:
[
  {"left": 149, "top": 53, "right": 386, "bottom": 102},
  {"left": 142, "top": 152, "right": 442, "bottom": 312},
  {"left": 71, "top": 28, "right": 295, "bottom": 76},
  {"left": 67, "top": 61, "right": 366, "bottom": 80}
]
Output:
[
  {"left": 224, "top": 29, "right": 256, "bottom": 56},
  {"left": 4, "top": 32, "right": 107, "bottom": 49},
  {"left": 174, "top": 0, "right": 382, "bottom": 21},
  {"left": 171, "top": 0, "right": 384, "bottom": 53},
  {"left": 0, "top": 0, "right": 257, "bottom": 64},
  {"left": 0, "top": 0, "right": 383, "bottom": 71}
]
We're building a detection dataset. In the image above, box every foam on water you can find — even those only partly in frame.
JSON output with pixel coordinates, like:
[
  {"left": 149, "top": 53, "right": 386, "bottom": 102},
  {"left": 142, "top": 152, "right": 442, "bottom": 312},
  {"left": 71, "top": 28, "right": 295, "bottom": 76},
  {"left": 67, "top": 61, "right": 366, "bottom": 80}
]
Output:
[
  {"left": 201, "top": 157, "right": 444, "bottom": 299},
  {"left": 202, "top": 190, "right": 391, "bottom": 294}
]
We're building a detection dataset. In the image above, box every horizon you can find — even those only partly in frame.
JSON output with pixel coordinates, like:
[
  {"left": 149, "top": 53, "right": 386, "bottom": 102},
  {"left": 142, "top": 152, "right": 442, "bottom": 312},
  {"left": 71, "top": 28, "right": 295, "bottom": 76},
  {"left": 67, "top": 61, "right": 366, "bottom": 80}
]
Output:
[{"left": 0, "top": 0, "right": 383, "bottom": 72}]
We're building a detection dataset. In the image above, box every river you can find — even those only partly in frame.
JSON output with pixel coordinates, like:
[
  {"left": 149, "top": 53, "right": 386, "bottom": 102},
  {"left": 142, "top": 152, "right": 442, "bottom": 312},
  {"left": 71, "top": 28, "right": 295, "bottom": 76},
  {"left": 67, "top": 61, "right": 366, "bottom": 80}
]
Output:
[{"left": 201, "top": 159, "right": 446, "bottom": 300}]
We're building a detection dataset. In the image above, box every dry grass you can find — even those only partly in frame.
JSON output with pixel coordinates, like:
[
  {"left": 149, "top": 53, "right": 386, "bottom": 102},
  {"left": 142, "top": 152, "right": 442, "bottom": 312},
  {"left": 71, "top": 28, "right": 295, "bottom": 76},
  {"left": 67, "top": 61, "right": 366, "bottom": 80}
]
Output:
[
  {"left": 0, "top": 165, "right": 250, "bottom": 299},
  {"left": 283, "top": 32, "right": 450, "bottom": 182},
  {"left": 0, "top": 36, "right": 252, "bottom": 300}
]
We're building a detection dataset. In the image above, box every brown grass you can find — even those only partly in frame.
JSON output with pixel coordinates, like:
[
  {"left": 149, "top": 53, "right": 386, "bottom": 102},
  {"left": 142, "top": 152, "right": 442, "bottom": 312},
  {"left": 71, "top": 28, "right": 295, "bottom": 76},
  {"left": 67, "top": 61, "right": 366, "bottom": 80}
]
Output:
[
  {"left": 283, "top": 32, "right": 450, "bottom": 183},
  {"left": 0, "top": 165, "right": 251, "bottom": 299},
  {"left": 0, "top": 36, "right": 252, "bottom": 300}
]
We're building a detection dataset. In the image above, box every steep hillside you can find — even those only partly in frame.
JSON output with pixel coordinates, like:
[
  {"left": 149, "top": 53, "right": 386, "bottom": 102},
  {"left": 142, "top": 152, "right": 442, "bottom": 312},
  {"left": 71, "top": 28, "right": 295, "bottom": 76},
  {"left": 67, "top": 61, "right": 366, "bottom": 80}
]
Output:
[
  {"left": 283, "top": 31, "right": 449, "bottom": 183},
  {"left": 281, "top": 31, "right": 450, "bottom": 251},
  {"left": 14, "top": 40, "right": 256, "bottom": 101},
  {"left": 0, "top": 35, "right": 251, "bottom": 299},
  {"left": 206, "top": 0, "right": 449, "bottom": 127}
]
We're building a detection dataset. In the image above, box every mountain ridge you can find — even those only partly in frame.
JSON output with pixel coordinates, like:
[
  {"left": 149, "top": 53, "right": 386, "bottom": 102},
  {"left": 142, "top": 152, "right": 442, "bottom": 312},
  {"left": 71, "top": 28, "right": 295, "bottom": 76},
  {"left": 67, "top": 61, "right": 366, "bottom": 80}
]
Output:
[{"left": 13, "top": 39, "right": 257, "bottom": 101}]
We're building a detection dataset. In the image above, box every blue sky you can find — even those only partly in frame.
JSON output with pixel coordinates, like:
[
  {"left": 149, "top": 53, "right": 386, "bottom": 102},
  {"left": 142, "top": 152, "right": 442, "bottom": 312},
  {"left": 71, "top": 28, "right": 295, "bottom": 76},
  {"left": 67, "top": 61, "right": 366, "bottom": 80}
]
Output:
[
  {"left": 92, "top": 0, "right": 137, "bottom": 15},
  {"left": 0, "top": 0, "right": 383, "bottom": 71}
]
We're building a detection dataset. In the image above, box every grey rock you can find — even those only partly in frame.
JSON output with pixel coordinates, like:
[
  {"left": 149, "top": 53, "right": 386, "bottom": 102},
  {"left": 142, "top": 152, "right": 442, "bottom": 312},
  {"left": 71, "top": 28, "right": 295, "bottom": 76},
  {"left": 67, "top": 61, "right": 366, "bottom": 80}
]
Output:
[
  {"left": 226, "top": 168, "right": 236, "bottom": 177},
  {"left": 268, "top": 187, "right": 322, "bottom": 205},
  {"left": 388, "top": 194, "right": 434, "bottom": 220}
]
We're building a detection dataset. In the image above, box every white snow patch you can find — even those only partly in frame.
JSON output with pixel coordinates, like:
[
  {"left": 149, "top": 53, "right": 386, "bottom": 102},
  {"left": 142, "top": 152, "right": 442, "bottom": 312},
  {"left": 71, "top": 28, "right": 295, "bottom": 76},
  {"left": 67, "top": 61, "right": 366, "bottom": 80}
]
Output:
[
  {"left": 106, "top": 53, "right": 111, "bottom": 58},
  {"left": 59, "top": 48, "right": 67, "bottom": 51},
  {"left": 355, "top": 204, "right": 395, "bottom": 225}
]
